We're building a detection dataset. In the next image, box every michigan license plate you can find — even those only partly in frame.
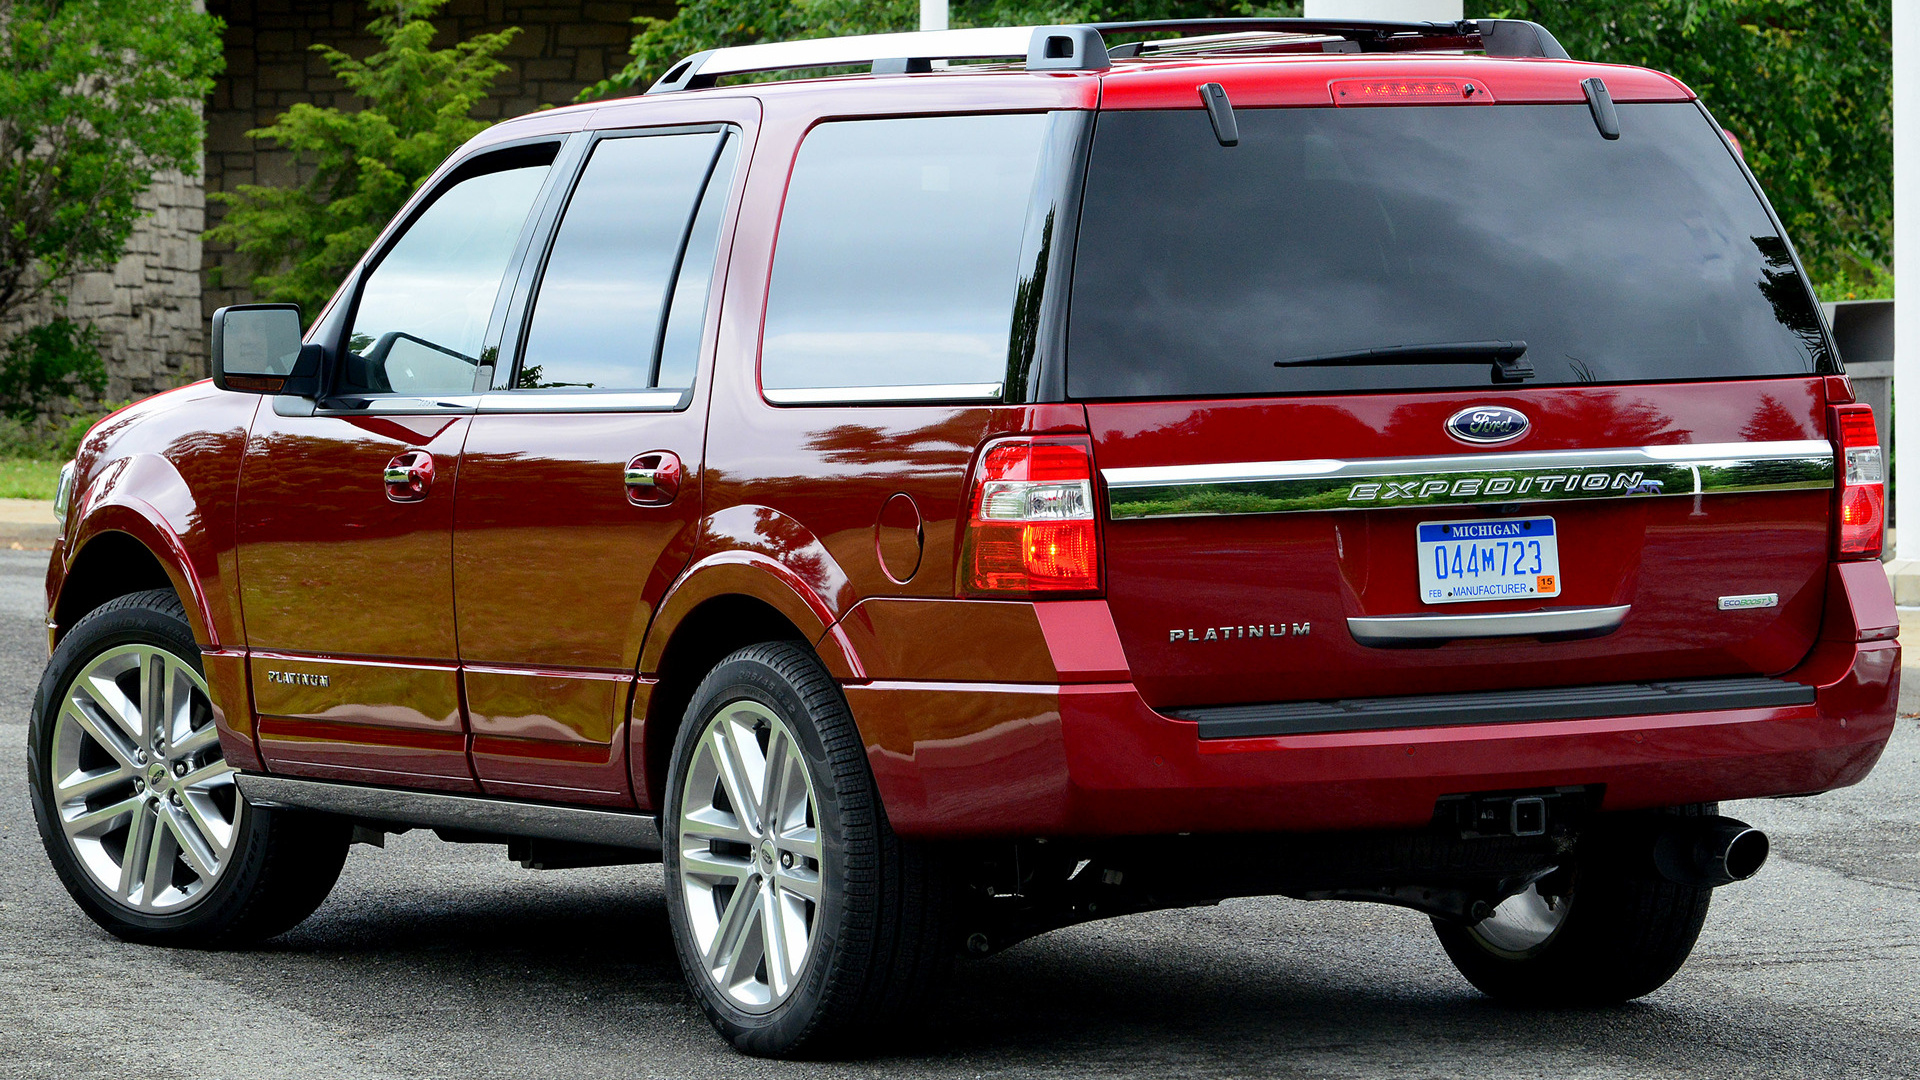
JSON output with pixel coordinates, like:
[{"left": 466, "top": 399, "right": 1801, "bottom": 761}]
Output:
[{"left": 1418, "top": 517, "right": 1561, "bottom": 605}]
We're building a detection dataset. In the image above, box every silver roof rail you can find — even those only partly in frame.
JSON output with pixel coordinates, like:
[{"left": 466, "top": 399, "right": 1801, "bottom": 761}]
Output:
[
  {"left": 646, "top": 25, "right": 1109, "bottom": 93},
  {"left": 642, "top": 18, "right": 1568, "bottom": 94}
]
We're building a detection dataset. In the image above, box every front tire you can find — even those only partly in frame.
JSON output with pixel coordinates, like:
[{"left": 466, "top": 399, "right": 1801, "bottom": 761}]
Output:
[
  {"left": 27, "top": 588, "right": 350, "bottom": 946},
  {"left": 663, "top": 642, "right": 950, "bottom": 1057},
  {"left": 1433, "top": 806, "right": 1715, "bottom": 1005}
]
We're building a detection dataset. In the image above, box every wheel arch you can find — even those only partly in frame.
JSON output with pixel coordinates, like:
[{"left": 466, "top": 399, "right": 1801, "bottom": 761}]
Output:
[
  {"left": 636, "top": 554, "right": 865, "bottom": 811},
  {"left": 55, "top": 513, "right": 214, "bottom": 650}
]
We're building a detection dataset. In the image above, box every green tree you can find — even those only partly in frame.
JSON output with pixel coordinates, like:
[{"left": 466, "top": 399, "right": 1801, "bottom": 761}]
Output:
[
  {"left": 584, "top": 1, "right": 1301, "bottom": 100},
  {"left": 1479, "top": 1, "right": 1891, "bottom": 296},
  {"left": 206, "top": 0, "right": 519, "bottom": 319},
  {"left": 0, "top": 0, "right": 222, "bottom": 414}
]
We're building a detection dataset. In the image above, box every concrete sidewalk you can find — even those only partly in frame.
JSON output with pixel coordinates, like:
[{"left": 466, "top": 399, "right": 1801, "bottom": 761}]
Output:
[{"left": 0, "top": 499, "right": 58, "bottom": 550}]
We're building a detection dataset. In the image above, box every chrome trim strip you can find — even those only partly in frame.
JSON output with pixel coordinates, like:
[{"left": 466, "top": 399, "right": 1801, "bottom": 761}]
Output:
[
  {"left": 763, "top": 382, "right": 1004, "bottom": 405},
  {"left": 1104, "top": 440, "right": 1834, "bottom": 519},
  {"left": 476, "top": 389, "right": 688, "bottom": 413},
  {"left": 315, "top": 394, "right": 483, "bottom": 416},
  {"left": 235, "top": 774, "right": 661, "bottom": 850},
  {"left": 1347, "top": 604, "right": 1631, "bottom": 647}
]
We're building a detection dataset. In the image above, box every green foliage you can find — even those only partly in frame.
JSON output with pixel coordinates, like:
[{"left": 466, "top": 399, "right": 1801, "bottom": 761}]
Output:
[
  {"left": 206, "top": 0, "right": 519, "bottom": 320},
  {"left": 584, "top": 1, "right": 1300, "bottom": 100},
  {"left": 0, "top": 0, "right": 223, "bottom": 321},
  {"left": 1479, "top": 1, "right": 1891, "bottom": 294},
  {"left": 0, "top": 316, "right": 106, "bottom": 423},
  {"left": 0, "top": 0, "right": 221, "bottom": 396}
]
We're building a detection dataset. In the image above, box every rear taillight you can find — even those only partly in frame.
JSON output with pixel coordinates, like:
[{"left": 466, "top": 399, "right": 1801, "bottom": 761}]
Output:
[
  {"left": 1833, "top": 404, "right": 1884, "bottom": 560},
  {"left": 960, "top": 436, "right": 1101, "bottom": 596}
]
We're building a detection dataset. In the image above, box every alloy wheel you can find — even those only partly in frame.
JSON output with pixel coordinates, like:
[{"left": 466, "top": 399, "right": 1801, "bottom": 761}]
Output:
[
  {"left": 48, "top": 643, "right": 241, "bottom": 913},
  {"left": 677, "top": 698, "right": 824, "bottom": 1014}
]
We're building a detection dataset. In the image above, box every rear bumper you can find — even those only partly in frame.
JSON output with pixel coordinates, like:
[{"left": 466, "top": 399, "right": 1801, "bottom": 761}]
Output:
[{"left": 851, "top": 636, "right": 1899, "bottom": 839}]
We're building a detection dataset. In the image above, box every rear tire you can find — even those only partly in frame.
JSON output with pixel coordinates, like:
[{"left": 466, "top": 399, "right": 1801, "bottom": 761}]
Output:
[
  {"left": 1432, "top": 805, "right": 1715, "bottom": 1005},
  {"left": 663, "top": 641, "right": 951, "bottom": 1057},
  {"left": 27, "top": 589, "right": 350, "bottom": 946}
]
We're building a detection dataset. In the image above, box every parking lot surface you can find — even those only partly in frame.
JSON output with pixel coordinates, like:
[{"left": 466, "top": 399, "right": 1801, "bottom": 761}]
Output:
[{"left": 1, "top": 548, "right": 1914, "bottom": 1079}]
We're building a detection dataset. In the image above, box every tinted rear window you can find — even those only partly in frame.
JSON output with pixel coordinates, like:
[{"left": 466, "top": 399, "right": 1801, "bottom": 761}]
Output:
[{"left": 1068, "top": 103, "right": 1828, "bottom": 400}]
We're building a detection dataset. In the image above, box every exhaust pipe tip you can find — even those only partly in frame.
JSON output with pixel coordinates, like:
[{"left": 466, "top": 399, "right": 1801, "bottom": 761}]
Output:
[{"left": 1653, "top": 816, "right": 1769, "bottom": 888}]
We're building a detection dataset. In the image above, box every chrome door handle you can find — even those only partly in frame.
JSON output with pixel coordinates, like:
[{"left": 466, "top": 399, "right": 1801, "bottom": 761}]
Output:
[
  {"left": 625, "top": 451, "right": 683, "bottom": 507},
  {"left": 384, "top": 449, "right": 435, "bottom": 503}
]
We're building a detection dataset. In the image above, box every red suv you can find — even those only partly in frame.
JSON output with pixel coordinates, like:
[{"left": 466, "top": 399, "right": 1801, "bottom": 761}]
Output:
[{"left": 28, "top": 18, "right": 1897, "bottom": 1057}]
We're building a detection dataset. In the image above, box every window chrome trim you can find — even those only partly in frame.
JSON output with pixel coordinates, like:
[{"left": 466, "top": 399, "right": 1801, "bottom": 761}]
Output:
[
  {"left": 1347, "top": 605, "right": 1631, "bottom": 648},
  {"left": 475, "top": 389, "right": 690, "bottom": 413},
  {"left": 763, "top": 382, "right": 1005, "bottom": 405},
  {"left": 315, "top": 394, "right": 483, "bottom": 416},
  {"left": 1103, "top": 440, "right": 1835, "bottom": 520}
]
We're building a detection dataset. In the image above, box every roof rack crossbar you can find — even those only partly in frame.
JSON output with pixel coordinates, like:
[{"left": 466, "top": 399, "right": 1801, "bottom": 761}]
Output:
[{"left": 643, "top": 17, "right": 1568, "bottom": 94}]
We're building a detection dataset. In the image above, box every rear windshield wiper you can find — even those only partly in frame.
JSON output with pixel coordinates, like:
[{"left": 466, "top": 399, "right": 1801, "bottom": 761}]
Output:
[{"left": 1274, "top": 340, "right": 1533, "bottom": 382}]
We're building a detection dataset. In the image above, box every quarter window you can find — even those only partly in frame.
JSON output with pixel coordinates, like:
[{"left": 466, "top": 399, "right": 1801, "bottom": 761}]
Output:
[
  {"left": 760, "top": 114, "right": 1050, "bottom": 402},
  {"left": 516, "top": 129, "right": 735, "bottom": 393},
  {"left": 345, "top": 157, "right": 552, "bottom": 396}
]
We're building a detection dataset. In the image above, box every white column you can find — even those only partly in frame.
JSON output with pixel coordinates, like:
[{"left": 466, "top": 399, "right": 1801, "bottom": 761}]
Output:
[
  {"left": 1303, "top": 0, "right": 1463, "bottom": 19},
  {"left": 920, "top": 0, "right": 948, "bottom": 32},
  {"left": 1898, "top": 0, "right": 1918, "bottom": 560}
]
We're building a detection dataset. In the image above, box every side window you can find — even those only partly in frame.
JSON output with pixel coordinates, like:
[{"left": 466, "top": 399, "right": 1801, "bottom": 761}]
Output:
[
  {"left": 760, "top": 114, "right": 1050, "bottom": 402},
  {"left": 514, "top": 129, "right": 735, "bottom": 393},
  {"left": 345, "top": 155, "right": 553, "bottom": 396}
]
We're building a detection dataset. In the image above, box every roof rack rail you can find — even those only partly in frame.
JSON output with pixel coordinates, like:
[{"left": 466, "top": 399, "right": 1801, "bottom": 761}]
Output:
[
  {"left": 643, "top": 18, "right": 1568, "bottom": 94},
  {"left": 1093, "top": 18, "right": 1569, "bottom": 60},
  {"left": 646, "top": 25, "right": 1109, "bottom": 93}
]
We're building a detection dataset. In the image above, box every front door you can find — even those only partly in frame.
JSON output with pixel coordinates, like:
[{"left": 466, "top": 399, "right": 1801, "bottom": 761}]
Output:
[
  {"left": 453, "top": 123, "right": 745, "bottom": 804},
  {"left": 238, "top": 144, "right": 561, "bottom": 790}
]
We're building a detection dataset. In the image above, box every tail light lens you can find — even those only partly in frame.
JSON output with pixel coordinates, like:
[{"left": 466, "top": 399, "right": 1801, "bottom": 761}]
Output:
[
  {"left": 1833, "top": 404, "right": 1884, "bottom": 560},
  {"left": 961, "top": 436, "right": 1101, "bottom": 596}
]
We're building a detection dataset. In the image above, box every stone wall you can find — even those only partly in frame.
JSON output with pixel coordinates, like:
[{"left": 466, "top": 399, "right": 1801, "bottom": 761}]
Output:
[
  {"left": 0, "top": 162, "right": 209, "bottom": 406},
  {"left": 203, "top": 1, "right": 675, "bottom": 324}
]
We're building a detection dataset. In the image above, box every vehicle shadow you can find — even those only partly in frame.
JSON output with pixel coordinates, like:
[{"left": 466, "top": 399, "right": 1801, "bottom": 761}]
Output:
[{"left": 154, "top": 858, "right": 1884, "bottom": 1078}]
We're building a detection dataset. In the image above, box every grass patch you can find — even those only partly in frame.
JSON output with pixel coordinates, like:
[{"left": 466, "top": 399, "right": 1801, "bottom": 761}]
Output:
[{"left": 0, "top": 459, "right": 64, "bottom": 500}]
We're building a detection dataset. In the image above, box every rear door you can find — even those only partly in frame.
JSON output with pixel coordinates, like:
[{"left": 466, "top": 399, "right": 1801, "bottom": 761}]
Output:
[
  {"left": 452, "top": 120, "right": 745, "bottom": 805},
  {"left": 1070, "top": 96, "right": 1837, "bottom": 712}
]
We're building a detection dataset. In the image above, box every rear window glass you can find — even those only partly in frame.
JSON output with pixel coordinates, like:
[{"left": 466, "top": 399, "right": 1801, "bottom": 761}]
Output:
[
  {"left": 1068, "top": 103, "right": 1829, "bottom": 400},
  {"left": 761, "top": 113, "right": 1049, "bottom": 400}
]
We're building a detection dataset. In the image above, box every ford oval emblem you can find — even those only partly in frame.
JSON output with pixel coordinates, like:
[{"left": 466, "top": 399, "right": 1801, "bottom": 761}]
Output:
[{"left": 1446, "top": 406, "right": 1530, "bottom": 445}]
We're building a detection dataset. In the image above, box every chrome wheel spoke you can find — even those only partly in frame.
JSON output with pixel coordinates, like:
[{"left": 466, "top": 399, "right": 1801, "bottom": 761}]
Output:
[
  {"left": 55, "top": 763, "right": 135, "bottom": 802},
  {"left": 118, "top": 801, "right": 157, "bottom": 899},
  {"left": 760, "top": 882, "right": 791, "bottom": 999},
  {"left": 140, "top": 811, "right": 175, "bottom": 908},
  {"left": 176, "top": 759, "right": 235, "bottom": 791},
  {"left": 707, "top": 873, "right": 762, "bottom": 972},
  {"left": 709, "top": 720, "right": 765, "bottom": 836},
  {"left": 177, "top": 791, "right": 235, "bottom": 857},
  {"left": 77, "top": 669, "right": 142, "bottom": 744},
  {"left": 171, "top": 723, "right": 220, "bottom": 758},
  {"left": 62, "top": 701, "right": 139, "bottom": 772},
  {"left": 773, "top": 862, "right": 822, "bottom": 903},
  {"left": 62, "top": 793, "right": 145, "bottom": 840},
  {"left": 163, "top": 803, "right": 221, "bottom": 881},
  {"left": 775, "top": 824, "right": 821, "bottom": 862}
]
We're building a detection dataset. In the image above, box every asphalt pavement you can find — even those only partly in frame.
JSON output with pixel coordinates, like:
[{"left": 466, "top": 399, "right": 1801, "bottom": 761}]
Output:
[{"left": 1, "top": 546, "right": 1915, "bottom": 1079}]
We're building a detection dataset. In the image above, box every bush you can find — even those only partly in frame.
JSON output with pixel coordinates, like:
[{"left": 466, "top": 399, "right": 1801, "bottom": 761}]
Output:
[
  {"left": 206, "top": 0, "right": 520, "bottom": 320},
  {"left": 0, "top": 317, "right": 107, "bottom": 424}
]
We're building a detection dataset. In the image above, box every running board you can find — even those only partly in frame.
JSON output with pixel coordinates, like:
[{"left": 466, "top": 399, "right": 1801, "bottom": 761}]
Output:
[
  {"left": 235, "top": 774, "right": 662, "bottom": 850},
  {"left": 1173, "top": 676, "right": 1817, "bottom": 740}
]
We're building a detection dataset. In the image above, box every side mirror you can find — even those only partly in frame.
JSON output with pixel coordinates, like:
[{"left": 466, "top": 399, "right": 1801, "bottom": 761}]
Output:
[{"left": 211, "top": 304, "right": 321, "bottom": 395}]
